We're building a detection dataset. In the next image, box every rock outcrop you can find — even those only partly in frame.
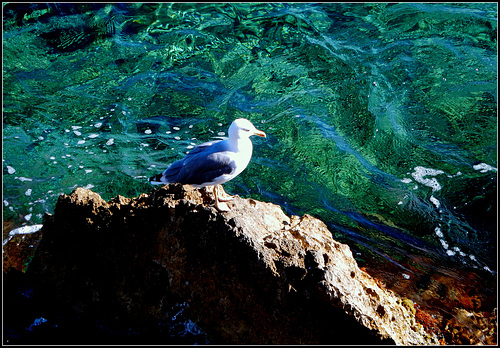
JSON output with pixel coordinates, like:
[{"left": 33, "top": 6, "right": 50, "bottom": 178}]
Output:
[{"left": 26, "top": 184, "right": 438, "bottom": 344}]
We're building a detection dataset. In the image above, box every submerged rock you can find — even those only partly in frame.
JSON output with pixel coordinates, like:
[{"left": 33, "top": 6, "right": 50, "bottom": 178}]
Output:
[
  {"left": 26, "top": 184, "right": 438, "bottom": 344},
  {"left": 3, "top": 222, "right": 43, "bottom": 273}
]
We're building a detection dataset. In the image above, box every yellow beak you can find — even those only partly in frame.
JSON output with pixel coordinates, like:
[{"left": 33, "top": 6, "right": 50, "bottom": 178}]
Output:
[{"left": 254, "top": 129, "right": 267, "bottom": 138}]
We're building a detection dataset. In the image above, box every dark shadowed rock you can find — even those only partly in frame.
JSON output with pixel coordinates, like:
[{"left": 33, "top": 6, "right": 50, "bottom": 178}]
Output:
[{"left": 26, "top": 184, "right": 438, "bottom": 344}]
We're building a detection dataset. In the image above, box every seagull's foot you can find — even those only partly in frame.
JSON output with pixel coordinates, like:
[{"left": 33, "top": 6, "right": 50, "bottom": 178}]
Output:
[
  {"left": 215, "top": 184, "right": 234, "bottom": 202},
  {"left": 213, "top": 185, "right": 233, "bottom": 212},
  {"left": 215, "top": 199, "right": 231, "bottom": 212}
]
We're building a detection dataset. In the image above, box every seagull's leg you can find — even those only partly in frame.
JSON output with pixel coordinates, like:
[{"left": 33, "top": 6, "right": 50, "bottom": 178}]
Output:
[
  {"left": 213, "top": 185, "right": 231, "bottom": 212},
  {"left": 215, "top": 185, "right": 234, "bottom": 202}
]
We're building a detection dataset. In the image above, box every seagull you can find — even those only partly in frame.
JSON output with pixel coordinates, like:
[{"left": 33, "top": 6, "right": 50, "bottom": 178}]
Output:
[{"left": 149, "top": 118, "right": 266, "bottom": 211}]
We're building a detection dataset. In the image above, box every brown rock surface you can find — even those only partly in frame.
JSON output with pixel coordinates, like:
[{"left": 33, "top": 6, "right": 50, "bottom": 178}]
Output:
[
  {"left": 3, "top": 221, "right": 42, "bottom": 273},
  {"left": 26, "top": 184, "right": 438, "bottom": 344}
]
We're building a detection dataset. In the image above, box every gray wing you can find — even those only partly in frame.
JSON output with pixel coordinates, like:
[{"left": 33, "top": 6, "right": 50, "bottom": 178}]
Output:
[
  {"left": 156, "top": 139, "right": 236, "bottom": 185},
  {"left": 176, "top": 150, "right": 236, "bottom": 185}
]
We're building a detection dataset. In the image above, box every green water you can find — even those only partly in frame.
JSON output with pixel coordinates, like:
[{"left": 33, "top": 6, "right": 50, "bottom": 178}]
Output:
[{"left": 3, "top": 3, "right": 497, "bottom": 275}]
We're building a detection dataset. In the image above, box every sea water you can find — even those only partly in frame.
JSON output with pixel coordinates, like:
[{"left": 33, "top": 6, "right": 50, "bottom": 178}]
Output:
[{"left": 3, "top": 2, "right": 497, "bottom": 328}]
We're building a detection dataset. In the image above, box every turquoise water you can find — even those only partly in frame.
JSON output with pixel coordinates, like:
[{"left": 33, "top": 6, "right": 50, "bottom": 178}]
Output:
[{"left": 3, "top": 3, "right": 497, "bottom": 278}]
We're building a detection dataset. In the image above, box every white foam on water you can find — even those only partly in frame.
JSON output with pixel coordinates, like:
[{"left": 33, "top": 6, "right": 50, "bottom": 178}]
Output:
[
  {"left": 88, "top": 133, "right": 99, "bottom": 138},
  {"left": 25, "top": 189, "right": 32, "bottom": 196},
  {"left": 410, "top": 166, "right": 444, "bottom": 192},
  {"left": 435, "top": 227, "right": 444, "bottom": 238},
  {"left": 473, "top": 163, "right": 497, "bottom": 173},
  {"left": 429, "top": 195, "right": 440, "bottom": 208},
  {"left": 15, "top": 177, "right": 33, "bottom": 182},
  {"left": 3, "top": 224, "right": 44, "bottom": 246},
  {"left": 106, "top": 138, "right": 114, "bottom": 146},
  {"left": 9, "top": 225, "right": 42, "bottom": 234},
  {"left": 407, "top": 166, "right": 470, "bottom": 262},
  {"left": 439, "top": 239, "right": 449, "bottom": 249},
  {"left": 7, "top": 165, "right": 15, "bottom": 174}
]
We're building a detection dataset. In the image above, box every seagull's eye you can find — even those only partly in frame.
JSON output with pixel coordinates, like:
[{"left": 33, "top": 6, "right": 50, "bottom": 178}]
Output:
[{"left": 242, "top": 128, "right": 250, "bottom": 132}]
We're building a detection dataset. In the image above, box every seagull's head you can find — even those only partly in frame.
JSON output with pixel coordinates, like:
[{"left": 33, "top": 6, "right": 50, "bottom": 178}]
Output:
[{"left": 229, "top": 118, "right": 266, "bottom": 139}]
